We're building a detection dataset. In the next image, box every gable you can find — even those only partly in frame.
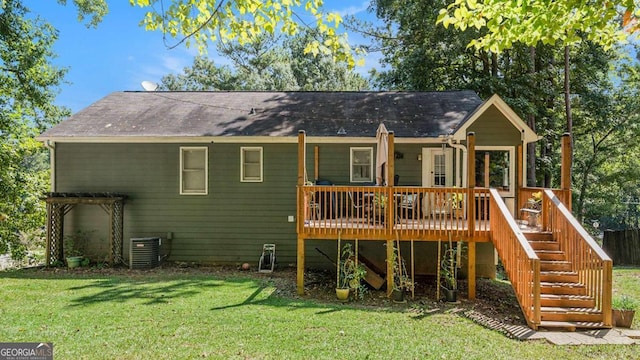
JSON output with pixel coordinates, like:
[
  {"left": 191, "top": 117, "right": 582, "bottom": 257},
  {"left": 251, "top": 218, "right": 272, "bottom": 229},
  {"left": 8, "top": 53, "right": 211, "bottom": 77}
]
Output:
[
  {"left": 452, "top": 94, "right": 538, "bottom": 144},
  {"left": 467, "top": 105, "right": 522, "bottom": 146}
]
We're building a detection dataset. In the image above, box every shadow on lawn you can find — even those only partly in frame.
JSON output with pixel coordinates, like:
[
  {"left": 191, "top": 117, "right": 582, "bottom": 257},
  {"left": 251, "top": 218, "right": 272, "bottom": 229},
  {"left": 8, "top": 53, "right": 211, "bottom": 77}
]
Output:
[
  {"left": 0, "top": 266, "right": 462, "bottom": 319},
  {"left": 66, "top": 278, "right": 223, "bottom": 306}
]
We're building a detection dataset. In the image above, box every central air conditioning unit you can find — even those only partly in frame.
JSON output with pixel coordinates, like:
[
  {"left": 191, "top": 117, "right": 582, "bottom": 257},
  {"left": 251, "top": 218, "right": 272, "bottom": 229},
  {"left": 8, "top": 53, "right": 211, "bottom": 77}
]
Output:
[{"left": 130, "top": 237, "right": 161, "bottom": 269}]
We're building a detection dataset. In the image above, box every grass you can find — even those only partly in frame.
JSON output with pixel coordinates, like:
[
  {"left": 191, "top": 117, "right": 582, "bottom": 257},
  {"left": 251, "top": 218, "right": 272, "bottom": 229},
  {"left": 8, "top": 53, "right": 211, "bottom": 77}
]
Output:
[{"left": 1, "top": 267, "right": 639, "bottom": 359}]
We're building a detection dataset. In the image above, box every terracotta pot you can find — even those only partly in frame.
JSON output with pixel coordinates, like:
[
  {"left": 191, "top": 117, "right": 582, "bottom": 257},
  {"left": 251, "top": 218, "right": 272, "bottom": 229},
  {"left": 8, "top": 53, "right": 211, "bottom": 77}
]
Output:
[
  {"left": 612, "top": 309, "right": 635, "bottom": 328},
  {"left": 336, "top": 288, "right": 350, "bottom": 302}
]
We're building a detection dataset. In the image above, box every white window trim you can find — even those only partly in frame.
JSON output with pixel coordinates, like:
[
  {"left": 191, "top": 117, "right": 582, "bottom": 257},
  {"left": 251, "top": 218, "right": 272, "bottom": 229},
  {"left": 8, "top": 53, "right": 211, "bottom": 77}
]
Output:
[
  {"left": 350, "top": 147, "right": 374, "bottom": 183},
  {"left": 422, "top": 148, "right": 453, "bottom": 187},
  {"left": 476, "top": 146, "right": 515, "bottom": 197},
  {"left": 240, "top": 146, "right": 263, "bottom": 183},
  {"left": 180, "top": 146, "right": 208, "bottom": 195}
]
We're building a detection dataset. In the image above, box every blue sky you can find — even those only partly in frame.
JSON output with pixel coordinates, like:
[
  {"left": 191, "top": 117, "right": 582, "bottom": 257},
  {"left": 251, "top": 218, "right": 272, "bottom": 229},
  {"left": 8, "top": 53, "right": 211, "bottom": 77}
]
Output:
[{"left": 28, "top": 1, "right": 379, "bottom": 113}]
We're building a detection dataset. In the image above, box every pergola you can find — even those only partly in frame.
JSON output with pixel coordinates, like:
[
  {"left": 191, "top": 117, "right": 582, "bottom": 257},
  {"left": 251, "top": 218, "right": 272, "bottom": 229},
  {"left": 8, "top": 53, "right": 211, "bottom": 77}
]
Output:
[{"left": 43, "top": 193, "right": 126, "bottom": 266}]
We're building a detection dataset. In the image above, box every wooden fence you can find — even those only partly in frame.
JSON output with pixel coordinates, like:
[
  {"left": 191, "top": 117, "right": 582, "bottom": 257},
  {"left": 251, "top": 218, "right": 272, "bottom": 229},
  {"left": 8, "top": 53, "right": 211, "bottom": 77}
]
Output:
[{"left": 603, "top": 230, "right": 640, "bottom": 266}]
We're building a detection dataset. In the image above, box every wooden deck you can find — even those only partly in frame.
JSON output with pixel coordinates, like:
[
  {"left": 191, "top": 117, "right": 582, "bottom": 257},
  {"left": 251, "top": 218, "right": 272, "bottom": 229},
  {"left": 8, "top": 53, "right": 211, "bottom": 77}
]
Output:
[
  {"left": 294, "top": 132, "right": 611, "bottom": 331},
  {"left": 302, "top": 217, "right": 491, "bottom": 241},
  {"left": 298, "top": 185, "right": 492, "bottom": 241}
]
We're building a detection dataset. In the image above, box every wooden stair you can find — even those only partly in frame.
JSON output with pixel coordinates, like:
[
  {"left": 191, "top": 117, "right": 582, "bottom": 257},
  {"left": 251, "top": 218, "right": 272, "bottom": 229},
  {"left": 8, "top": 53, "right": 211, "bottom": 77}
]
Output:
[{"left": 524, "top": 231, "right": 608, "bottom": 331}]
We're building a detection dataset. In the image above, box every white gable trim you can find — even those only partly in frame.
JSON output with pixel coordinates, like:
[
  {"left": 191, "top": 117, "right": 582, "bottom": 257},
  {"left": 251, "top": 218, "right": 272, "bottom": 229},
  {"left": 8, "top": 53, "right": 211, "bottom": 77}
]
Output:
[
  {"left": 452, "top": 94, "right": 539, "bottom": 143},
  {"left": 36, "top": 136, "right": 448, "bottom": 145}
]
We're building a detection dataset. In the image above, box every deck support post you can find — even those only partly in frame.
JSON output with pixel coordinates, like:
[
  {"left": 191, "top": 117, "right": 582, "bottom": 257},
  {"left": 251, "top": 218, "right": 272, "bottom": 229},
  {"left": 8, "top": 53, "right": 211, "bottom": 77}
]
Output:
[
  {"left": 386, "top": 240, "right": 394, "bottom": 297},
  {"left": 466, "top": 132, "right": 477, "bottom": 300},
  {"left": 297, "top": 237, "right": 305, "bottom": 295},
  {"left": 467, "top": 241, "right": 476, "bottom": 299},
  {"left": 561, "top": 133, "right": 572, "bottom": 210},
  {"left": 388, "top": 132, "right": 395, "bottom": 185},
  {"left": 466, "top": 132, "right": 476, "bottom": 236}
]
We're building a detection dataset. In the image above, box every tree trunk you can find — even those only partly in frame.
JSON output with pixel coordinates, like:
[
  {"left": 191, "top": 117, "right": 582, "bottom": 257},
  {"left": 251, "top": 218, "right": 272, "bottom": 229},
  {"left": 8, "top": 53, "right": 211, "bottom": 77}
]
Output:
[
  {"left": 527, "top": 46, "right": 537, "bottom": 186},
  {"left": 563, "top": 45, "right": 573, "bottom": 190}
]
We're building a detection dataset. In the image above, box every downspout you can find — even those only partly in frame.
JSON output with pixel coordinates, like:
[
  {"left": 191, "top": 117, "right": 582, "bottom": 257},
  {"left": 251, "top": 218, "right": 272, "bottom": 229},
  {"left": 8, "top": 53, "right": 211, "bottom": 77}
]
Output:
[
  {"left": 448, "top": 137, "right": 467, "bottom": 188},
  {"left": 45, "top": 140, "right": 56, "bottom": 192}
]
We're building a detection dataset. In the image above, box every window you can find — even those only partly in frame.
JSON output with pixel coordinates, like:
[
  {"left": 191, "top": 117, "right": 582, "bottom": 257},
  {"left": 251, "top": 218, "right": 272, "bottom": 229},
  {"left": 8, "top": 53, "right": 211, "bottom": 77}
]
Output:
[
  {"left": 350, "top": 147, "right": 373, "bottom": 182},
  {"left": 180, "top": 147, "right": 208, "bottom": 195},
  {"left": 433, "top": 152, "right": 447, "bottom": 186},
  {"left": 475, "top": 147, "right": 515, "bottom": 196},
  {"left": 241, "top": 147, "right": 263, "bottom": 182}
]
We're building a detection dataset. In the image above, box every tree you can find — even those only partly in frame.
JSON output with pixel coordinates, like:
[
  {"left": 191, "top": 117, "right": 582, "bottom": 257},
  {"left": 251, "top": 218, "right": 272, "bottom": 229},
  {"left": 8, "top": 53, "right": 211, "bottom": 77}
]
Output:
[
  {"left": 369, "top": 0, "right": 572, "bottom": 187},
  {"left": 572, "top": 60, "right": 640, "bottom": 224},
  {"left": 130, "top": 0, "right": 359, "bottom": 67},
  {"left": 436, "top": 2, "right": 640, "bottom": 176},
  {"left": 0, "top": 0, "right": 72, "bottom": 258},
  {"left": 160, "top": 56, "right": 239, "bottom": 90},
  {"left": 437, "top": 0, "right": 639, "bottom": 53},
  {"left": 160, "top": 31, "right": 369, "bottom": 91}
]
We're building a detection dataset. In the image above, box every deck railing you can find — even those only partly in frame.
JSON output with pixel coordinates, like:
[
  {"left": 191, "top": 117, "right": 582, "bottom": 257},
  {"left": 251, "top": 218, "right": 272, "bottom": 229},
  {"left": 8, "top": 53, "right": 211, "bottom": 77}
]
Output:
[
  {"left": 518, "top": 187, "right": 571, "bottom": 228},
  {"left": 297, "top": 185, "right": 491, "bottom": 241},
  {"left": 543, "top": 189, "right": 613, "bottom": 326},
  {"left": 489, "top": 188, "right": 541, "bottom": 328}
]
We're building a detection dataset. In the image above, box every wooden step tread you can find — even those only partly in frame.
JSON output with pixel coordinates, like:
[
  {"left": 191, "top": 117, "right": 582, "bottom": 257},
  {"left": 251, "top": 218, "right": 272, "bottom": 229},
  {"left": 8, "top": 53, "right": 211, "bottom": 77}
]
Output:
[
  {"left": 541, "top": 282, "right": 585, "bottom": 288},
  {"left": 541, "top": 270, "right": 578, "bottom": 275},
  {"left": 528, "top": 241, "right": 561, "bottom": 251},
  {"left": 522, "top": 231, "right": 553, "bottom": 236},
  {"left": 535, "top": 250, "right": 567, "bottom": 261},
  {"left": 538, "top": 321, "right": 610, "bottom": 331},
  {"left": 535, "top": 250, "right": 565, "bottom": 256},
  {"left": 524, "top": 232, "right": 554, "bottom": 241},
  {"left": 541, "top": 294, "right": 593, "bottom": 300},
  {"left": 541, "top": 307, "right": 602, "bottom": 314}
]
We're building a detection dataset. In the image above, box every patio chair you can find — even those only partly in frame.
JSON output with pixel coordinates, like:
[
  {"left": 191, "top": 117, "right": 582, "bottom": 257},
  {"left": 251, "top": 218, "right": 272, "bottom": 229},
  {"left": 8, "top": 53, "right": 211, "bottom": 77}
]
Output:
[
  {"left": 397, "top": 193, "right": 419, "bottom": 219},
  {"left": 431, "top": 192, "right": 450, "bottom": 219},
  {"left": 348, "top": 191, "right": 368, "bottom": 219},
  {"left": 308, "top": 193, "right": 321, "bottom": 220}
]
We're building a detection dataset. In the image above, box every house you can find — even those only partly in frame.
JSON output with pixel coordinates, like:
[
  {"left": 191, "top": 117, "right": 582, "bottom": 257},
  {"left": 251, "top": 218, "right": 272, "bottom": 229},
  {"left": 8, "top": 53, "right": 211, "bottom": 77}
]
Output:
[{"left": 38, "top": 90, "right": 612, "bottom": 330}]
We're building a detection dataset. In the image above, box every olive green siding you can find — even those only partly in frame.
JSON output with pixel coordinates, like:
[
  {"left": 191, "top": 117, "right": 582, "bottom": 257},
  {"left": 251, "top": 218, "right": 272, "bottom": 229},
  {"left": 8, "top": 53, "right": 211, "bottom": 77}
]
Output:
[
  {"left": 467, "top": 105, "right": 522, "bottom": 146},
  {"left": 56, "top": 142, "right": 300, "bottom": 265},
  {"left": 307, "top": 142, "right": 436, "bottom": 186},
  {"left": 55, "top": 140, "right": 494, "bottom": 276}
]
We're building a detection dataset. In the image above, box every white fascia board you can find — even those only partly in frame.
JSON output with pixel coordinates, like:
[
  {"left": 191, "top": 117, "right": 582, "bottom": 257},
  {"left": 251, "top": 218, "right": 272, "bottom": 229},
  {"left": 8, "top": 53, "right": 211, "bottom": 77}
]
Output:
[
  {"left": 452, "top": 94, "right": 540, "bottom": 143},
  {"left": 37, "top": 135, "right": 446, "bottom": 144}
]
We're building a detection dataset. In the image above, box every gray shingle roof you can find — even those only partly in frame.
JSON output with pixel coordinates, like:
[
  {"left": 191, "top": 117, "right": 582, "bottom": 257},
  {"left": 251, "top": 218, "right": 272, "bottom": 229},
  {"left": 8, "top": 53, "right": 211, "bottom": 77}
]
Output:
[{"left": 39, "top": 91, "right": 484, "bottom": 139}]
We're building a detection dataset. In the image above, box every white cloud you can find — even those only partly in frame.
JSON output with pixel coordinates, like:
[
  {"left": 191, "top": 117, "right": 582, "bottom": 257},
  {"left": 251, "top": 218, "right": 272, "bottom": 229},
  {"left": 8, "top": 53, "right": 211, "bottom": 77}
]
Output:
[
  {"left": 334, "top": 1, "right": 371, "bottom": 17},
  {"left": 161, "top": 55, "right": 189, "bottom": 73}
]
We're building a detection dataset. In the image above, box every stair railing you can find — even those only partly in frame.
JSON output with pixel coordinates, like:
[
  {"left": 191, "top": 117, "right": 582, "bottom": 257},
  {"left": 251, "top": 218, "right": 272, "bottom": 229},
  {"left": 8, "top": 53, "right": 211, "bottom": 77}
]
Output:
[
  {"left": 489, "top": 188, "right": 541, "bottom": 328},
  {"left": 543, "top": 189, "right": 613, "bottom": 326}
]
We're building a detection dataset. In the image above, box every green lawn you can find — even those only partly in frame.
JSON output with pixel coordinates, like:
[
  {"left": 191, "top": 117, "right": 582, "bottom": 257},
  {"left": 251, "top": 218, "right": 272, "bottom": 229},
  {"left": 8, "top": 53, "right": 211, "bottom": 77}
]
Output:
[{"left": 1, "top": 267, "right": 638, "bottom": 359}]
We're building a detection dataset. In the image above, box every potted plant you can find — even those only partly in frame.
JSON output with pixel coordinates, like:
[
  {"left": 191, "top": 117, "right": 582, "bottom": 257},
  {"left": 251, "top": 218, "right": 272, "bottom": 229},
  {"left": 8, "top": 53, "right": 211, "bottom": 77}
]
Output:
[
  {"left": 450, "top": 190, "right": 465, "bottom": 219},
  {"left": 440, "top": 238, "right": 459, "bottom": 302},
  {"left": 336, "top": 242, "right": 367, "bottom": 301},
  {"left": 612, "top": 295, "right": 638, "bottom": 328},
  {"left": 64, "top": 230, "right": 89, "bottom": 268},
  {"left": 522, "top": 191, "right": 543, "bottom": 227},
  {"left": 389, "top": 242, "right": 414, "bottom": 303},
  {"left": 371, "top": 192, "right": 388, "bottom": 223},
  {"left": 527, "top": 191, "right": 543, "bottom": 210}
]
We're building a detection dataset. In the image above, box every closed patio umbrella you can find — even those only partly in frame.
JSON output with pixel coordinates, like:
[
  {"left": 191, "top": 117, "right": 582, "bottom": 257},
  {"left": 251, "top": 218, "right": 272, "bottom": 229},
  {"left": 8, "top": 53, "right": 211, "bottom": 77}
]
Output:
[{"left": 376, "top": 123, "right": 389, "bottom": 186}]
